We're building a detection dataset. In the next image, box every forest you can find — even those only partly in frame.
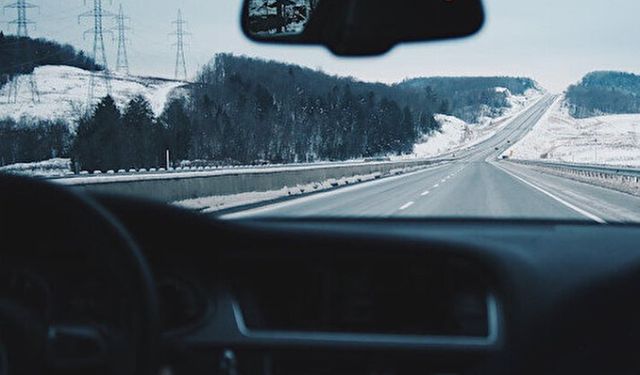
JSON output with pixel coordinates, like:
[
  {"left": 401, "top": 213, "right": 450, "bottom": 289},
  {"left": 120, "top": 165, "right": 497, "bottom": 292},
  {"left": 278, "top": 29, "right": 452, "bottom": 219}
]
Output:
[
  {"left": 0, "top": 118, "right": 71, "bottom": 166},
  {"left": 565, "top": 71, "right": 640, "bottom": 118},
  {"left": 159, "top": 53, "right": 443, "bottom": 165},
  {"left": 0, "top": 32, "right": 101, "bottom": 89},
  {"left": 70, "top": 54, "right": 444, "bottom": 171},
  {"left": 399, "top": 76, "right": 538, "bottom": 123}
]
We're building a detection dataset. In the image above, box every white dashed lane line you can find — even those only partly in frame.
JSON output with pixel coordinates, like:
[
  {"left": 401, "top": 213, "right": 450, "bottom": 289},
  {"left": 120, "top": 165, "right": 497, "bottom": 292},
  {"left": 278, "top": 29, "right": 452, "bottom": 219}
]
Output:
[
  {"left": 399, "top": 201, "right": 415, "bottom": 210},
  {"left": 415, "top": 166, "right": 466, "bottom": 203}
]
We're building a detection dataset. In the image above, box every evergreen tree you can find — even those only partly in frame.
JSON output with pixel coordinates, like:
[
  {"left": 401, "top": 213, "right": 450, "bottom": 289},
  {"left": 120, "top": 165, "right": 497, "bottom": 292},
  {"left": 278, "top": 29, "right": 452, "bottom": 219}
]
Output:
[
  {"left": 122, "top": 95, "right": 161, "bottom": 168},
  {"left": 400, "top": 106, "right": 416, "bottom": 154},
  {"left": 72, "top": 96, "right": 122, "bottom": 171},
  {"left": 162, "top": 98, "right": 192, "bottom": 164}
]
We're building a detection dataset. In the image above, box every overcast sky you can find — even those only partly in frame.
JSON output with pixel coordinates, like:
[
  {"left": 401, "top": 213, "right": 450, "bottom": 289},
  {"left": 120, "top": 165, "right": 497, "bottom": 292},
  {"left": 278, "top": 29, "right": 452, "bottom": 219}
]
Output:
[{"left": 2, "top": 0, "right": 639, "bottom": 92}]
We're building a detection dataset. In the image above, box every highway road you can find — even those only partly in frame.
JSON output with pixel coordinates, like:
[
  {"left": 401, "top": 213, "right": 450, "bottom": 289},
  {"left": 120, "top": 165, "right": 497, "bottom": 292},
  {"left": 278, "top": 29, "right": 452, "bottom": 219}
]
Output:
[{"left": 225, "top": 95, "right": 640, "bottom": 223}]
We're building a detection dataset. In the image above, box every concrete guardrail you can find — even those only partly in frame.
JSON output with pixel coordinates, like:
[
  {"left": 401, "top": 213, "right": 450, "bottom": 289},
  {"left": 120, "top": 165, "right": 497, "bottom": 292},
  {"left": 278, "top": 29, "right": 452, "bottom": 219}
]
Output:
[{"left": 58, "top": 158, "right": 452, "bottom": 202}]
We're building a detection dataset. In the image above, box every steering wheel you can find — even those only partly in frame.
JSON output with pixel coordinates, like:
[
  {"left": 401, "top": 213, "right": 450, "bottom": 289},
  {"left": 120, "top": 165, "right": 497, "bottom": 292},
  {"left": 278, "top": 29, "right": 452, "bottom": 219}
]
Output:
[{"left": 0, "top": 174, "right": 159, "bottom": 375}]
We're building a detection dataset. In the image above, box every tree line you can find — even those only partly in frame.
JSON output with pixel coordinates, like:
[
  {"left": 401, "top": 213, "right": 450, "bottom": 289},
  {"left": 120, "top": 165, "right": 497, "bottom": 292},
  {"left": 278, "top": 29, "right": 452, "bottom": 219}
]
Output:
[
  {"left": 566, "top": 71, "right": 640, "bottom": 118},
  {"left": 0, "top": 118, "right": 71, "bottom": 166},
  {"left": 399, "top": 76, "right": 539, "bottom": 123},
  {"left": 0, "top": 32, "right": 100, "bottom": 89},
  {"left": 0, "top": 96, "right": 166, "bottom": 172}
]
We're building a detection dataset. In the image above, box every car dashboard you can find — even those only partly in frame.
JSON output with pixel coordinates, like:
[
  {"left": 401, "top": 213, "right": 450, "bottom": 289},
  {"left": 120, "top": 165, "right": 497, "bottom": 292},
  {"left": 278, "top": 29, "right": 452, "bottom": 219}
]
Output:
[
  {"left": 83, "top": 195, "right": 640, "bottom": 375},
  {"left": 5, "top": 188, "right": 640, "bottom": 375}
]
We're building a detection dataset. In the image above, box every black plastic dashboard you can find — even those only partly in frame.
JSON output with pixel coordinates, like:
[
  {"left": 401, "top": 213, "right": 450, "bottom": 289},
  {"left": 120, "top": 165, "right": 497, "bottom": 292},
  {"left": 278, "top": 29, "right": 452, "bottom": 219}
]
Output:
[{"left": 93, "top": 194, "right": 640, "bottom": 375}]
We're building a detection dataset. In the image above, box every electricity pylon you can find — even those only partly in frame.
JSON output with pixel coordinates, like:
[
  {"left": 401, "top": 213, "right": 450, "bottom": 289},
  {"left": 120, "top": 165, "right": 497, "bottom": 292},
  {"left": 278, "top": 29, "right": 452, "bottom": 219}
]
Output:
[
  {"left": 79, "top": 0, "right": 114, "bottom": 107},
  {"left": 4, "top": 0, "right": 37, "bottom": 36},
  {"left": 170, "top": 9, "right": 190, "bottom": 81},
  {"left": 114, "top": 4, "right": 130, "bottom": 75},
  {"left": 3, "top": 0, "right": 40, "bottom": 103}
]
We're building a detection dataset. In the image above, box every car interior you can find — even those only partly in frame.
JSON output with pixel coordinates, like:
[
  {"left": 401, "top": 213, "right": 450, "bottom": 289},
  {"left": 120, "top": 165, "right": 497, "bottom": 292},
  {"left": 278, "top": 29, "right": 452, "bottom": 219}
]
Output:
[{"left": 3, "top": 1, "right": 640, "bottom": 375}]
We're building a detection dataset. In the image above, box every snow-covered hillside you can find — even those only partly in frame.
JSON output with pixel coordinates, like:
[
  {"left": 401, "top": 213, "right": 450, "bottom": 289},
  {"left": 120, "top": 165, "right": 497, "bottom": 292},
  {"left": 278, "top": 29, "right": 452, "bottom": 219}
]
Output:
[
  {"left": 412, "top": 115, "right": 473, "bottom": 158},
  {"left": 0, "top": 65, "right": 187, "bottom": 123},
  {"left": 506, "top": 96, "right": 640, "bottom": 167},
  {"left": 407, "top": 88, "right": 544, "bottom": 158}
]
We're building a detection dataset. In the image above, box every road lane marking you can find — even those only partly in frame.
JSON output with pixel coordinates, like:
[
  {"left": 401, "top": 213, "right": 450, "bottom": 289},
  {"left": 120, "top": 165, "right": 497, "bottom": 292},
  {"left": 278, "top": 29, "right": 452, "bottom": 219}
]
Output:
[
  {"left": 433, "top": 184, "right": 439, "bottom": 188},
  {"left": 399, "top": 201, "right": 415, "bottom": 210},
  {"left": 441, "top": 179, "right": 446, "bottom": 183},
  {"left": 495, "top": 164, "right": 607, "bottom": 224},
  {"left": 421, "top": 190, "right": 430, "bottom": 196},
  {"left": 222, "top": 163, "right": 452, "bottom": 219}
]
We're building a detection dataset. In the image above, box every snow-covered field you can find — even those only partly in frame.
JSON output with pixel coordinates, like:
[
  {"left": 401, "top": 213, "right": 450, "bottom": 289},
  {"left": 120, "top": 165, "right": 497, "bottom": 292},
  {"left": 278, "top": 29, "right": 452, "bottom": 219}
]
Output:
[
  {"left": 407, "top": 88, "right": 544, "bottom": 158},
  {"left": 0, "top": 66, "right": 187, "bottom": 123},
  {"left": 506, "top": 96, "right": 640, "bottom": 167}
]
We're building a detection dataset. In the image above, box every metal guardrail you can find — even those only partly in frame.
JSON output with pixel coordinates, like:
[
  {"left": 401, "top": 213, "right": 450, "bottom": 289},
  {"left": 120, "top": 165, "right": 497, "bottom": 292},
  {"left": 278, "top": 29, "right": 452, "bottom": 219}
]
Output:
[{"left": 507, "top": 159, "right": 640, "bottom": 184}]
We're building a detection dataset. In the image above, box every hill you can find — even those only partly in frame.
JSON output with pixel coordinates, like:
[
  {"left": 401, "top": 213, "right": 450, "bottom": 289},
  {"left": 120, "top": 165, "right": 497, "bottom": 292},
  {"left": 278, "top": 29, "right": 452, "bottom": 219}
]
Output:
[
  {"left": 506, "top": 96, "right": 640, "bottom": 167},
  {"left": 398, "top": 76, "right": 541, "bottom": 123},
  {"left": 0, "top": 65, "right": 187, "bottom": 124},
  {"left": 0, "top": 33, "right": 100, "bottom": 89},
  {"left": 565, "top": 71, "right": 640, "bottom": 118},
  {"left": 167, "top": 53, "right": 444, "bottom": 163}
]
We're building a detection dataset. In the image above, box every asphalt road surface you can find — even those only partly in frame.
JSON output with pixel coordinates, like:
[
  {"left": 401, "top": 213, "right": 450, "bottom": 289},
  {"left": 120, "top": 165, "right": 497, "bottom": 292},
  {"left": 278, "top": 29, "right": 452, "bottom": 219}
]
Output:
[{"left": 226, "top": 95, "right": 640, "bottom": 223}]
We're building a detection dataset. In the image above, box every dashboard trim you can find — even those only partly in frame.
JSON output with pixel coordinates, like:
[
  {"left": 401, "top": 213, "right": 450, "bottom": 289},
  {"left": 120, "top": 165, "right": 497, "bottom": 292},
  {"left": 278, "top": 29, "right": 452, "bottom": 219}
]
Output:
[{"left": 229, "top": 294, "right": 501, "bottom": 348}]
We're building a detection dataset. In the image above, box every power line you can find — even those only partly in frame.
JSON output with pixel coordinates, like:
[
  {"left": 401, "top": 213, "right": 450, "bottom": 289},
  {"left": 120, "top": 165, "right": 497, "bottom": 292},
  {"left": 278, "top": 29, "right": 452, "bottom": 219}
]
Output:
[
  {"left": 3, "top": 0, "right": 40, "bottom": 104},
  {"left": 114, "top": 4, "right": 130, "bottom": 75},
  {"left": 79, "top": 0, "right": 115, "bottom": 107},
  {"left": 170, "top": 9, "right": 190, "bottom": 81}
]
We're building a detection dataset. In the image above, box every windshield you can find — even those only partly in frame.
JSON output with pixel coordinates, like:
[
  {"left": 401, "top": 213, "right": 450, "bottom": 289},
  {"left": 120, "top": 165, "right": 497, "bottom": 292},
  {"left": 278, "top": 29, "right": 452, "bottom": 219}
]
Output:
[{"left": 1, "top": 0, "right": 640, "bottom": 223}]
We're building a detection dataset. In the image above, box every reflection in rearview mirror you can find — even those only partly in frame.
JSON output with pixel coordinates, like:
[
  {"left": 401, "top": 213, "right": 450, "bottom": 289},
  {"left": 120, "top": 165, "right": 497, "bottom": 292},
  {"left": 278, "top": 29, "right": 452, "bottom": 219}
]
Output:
[
  {"left": 247, "top": 0, "right": 320, "bottom": 36},
  {"left": 243, "top": 0, "right": 485, "bottom": 56}
]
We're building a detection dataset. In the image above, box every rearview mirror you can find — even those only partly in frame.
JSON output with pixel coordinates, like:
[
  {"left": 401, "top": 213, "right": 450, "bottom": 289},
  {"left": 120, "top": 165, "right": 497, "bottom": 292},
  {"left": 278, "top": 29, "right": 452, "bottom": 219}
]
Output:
[{"left": 242, "top": 0, "right": 485, "bottom": 56}]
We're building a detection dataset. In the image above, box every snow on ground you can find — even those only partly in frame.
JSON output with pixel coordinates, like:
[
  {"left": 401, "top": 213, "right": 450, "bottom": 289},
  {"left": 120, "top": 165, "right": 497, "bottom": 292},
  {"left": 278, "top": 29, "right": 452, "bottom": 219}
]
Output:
[
  {"left": 411, "top": 115, "right": 473, "bottom": 158},
  {"left": 172, "top": 166, "right": 443, "bottom": 213},
  {"left": 0, "top": 65, "right": 187, "bottom": 123},
  {"left": 404, "top": 88, "right": 544, "bottom": 159},
  {"left": 175, "top": 173, "right": 382, "bottom": 213},
  {"left": 0, "top": 158, "right": 71, "bottom": 177},
  {"left": 505, "top": 96, "right": 640, "bottom": 167}
]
